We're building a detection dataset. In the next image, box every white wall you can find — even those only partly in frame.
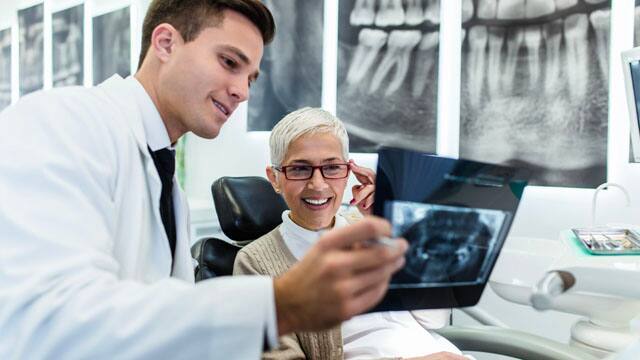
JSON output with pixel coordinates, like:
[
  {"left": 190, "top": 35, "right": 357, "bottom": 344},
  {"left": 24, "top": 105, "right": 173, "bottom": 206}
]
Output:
[{"left": 3, "top": 0, "right": 640, "bottom": 354}]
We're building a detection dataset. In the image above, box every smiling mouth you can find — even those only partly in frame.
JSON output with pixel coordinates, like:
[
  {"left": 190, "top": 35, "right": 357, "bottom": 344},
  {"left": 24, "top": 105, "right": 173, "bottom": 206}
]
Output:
[
  {"left": 303, "top": 198, "right": 331, "bottom": 206},
  {"left": 211, "top": 98, "right": 229, "bottom": 116}
]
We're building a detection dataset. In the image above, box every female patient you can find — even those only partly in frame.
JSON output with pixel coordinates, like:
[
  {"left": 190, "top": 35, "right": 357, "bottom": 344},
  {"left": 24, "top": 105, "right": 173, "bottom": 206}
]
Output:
[{"left": 233, "top": 108, "right": 466, "bottom": 360}]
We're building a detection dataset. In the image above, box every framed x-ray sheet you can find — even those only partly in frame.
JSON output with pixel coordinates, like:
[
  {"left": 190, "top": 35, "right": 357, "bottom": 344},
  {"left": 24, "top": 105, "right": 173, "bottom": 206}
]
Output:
[{"left": 371, "top": 147, "right": 529, "bottom": 311}]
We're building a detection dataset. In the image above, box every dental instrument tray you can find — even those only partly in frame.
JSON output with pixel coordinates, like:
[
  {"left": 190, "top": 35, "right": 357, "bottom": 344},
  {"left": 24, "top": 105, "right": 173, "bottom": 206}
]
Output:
[{"left": 571, "top": 228, "right": 640, "bottom": 255}]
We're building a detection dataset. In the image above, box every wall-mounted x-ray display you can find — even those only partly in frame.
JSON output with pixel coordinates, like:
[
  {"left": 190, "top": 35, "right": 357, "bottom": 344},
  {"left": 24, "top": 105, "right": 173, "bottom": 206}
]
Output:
[
  {"left": 19, "top": 3, "right": 44, "bottom": 96},
  {"left": 0, "top": 28, "right": 11, "bottom": 111},
  {"left": 92, "top": 6, "right": 130, "bottom": 85},
  {"left": 337, "top": 0, "right": 440, "bottom": 153},
  {"left": 460, "top": 0, "right": 610, "bottom": 188},
  {"left": 52, "top": 5, "right": 84, "bottom": 87},
  {"left": 635, "top": 0, "right": 640, "bottom": 46},
  {"left": 247, "top": 0, "right": 323, "bottom": 131}
]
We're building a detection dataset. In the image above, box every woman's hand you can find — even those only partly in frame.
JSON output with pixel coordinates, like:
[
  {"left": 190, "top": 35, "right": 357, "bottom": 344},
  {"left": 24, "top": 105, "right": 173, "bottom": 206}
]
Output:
[{"left": 349, "top": 160, "right": 376, "bottom": 216}]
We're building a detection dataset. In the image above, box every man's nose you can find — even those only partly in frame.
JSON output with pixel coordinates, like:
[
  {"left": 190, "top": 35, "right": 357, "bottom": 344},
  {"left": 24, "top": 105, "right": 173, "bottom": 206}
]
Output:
[{"left": 229, "top": 76, "right": 249, "bottom": 103}]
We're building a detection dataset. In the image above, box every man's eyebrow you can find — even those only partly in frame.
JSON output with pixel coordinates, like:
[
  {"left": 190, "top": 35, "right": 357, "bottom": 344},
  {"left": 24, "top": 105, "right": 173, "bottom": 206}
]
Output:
[{"left": 220, "top": 45, "right": 260, "bottom": 81}]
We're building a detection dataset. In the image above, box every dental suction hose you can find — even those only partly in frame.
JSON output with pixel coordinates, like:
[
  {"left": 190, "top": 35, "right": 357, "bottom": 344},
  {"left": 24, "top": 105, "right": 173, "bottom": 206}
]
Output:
[{"left": 530, "top": 271, "right": 576, "bottom": 311}]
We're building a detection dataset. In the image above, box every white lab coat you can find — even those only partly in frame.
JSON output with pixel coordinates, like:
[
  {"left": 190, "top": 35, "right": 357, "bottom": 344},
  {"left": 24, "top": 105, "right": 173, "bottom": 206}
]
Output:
[{"left": 0, "top": 76, "right": 274, "bottom": 359}]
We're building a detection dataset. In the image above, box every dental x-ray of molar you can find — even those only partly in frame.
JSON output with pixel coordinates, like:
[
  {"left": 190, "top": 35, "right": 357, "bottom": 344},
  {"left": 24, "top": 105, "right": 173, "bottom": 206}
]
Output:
[
  {"left": 18, "top": 3, "right": 44, "bottom": 97},
  {"left": 460, "top": 0, "right": 611, "bottom": 188},
  {"left": 0, "top": 28, "right": 10, "bottom": 111},
  {"left": 52, "top": 5, "right": 84, "bottom": 88},
  {"left": 247, "top": 0, "right": 323, "bottom": 131},
  {"left": 337, "top": 0, "right": 441, "bottom": 153}
]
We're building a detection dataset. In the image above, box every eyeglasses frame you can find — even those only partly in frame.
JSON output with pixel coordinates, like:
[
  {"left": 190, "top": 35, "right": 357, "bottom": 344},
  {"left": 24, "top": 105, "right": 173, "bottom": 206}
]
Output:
[{"left": 272, "top": 163, "right": 351, "bottom": 180}]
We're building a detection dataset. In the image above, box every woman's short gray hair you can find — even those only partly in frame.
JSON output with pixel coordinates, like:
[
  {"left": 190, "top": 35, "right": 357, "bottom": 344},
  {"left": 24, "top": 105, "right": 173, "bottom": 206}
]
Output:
[{"left": 269, "top": 107, "right": 349, "bottom": 167}]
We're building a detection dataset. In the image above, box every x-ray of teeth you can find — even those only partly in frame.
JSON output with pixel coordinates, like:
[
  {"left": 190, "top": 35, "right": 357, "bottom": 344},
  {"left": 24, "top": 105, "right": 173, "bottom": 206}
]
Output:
[
  {"left": 386, "top": 201, "right": 506, "bottom": 288},
  {"left": 460, "top": 0, "right": 610, "bottom": 188},
  {"left": 52, "top": 5, "right": 84, "bottom": 87},
  {"left": 92, "top": 7, "right": 130, "bottom": 85},
  {"left": 19, "top": 4, "right": 44, "bottom": 96},
  {"left": 247, "top": 0, "right": 323, "bottom": 131},
  {"left": 635, "top": 1, "right": 640, "bottom": 47},
  {"left": 338, "top": 0, "right": 440, "bottom": 153},
  {"left": 0, "top": 28, "right": 11, "bottom": 111}
]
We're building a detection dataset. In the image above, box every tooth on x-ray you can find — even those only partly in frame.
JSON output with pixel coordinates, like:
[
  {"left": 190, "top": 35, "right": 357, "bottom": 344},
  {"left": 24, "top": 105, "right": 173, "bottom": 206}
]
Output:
[
  {"left": 555, "top": 0, "right": 578, "bottom": 11},
  {"left": 526, "top": 0, "right": 555, "bottom": 18},
  {"left": 501, "top": 29, "right": 523, "bottom": 93},
  {"left": 376, "top": 0, "right": 406, "bottom": 27},
  {"left": 487, "top": 27, "right": 505, "bottom": 98},
  {"left": 524, "top": 26, "right": 542, "bottom": 87},
  {"left": 542, "top": 20, "right": 562, "bottom": 95},
  {"left": 478, "top": 0, "right": 497, "bottom": 19},
  {"left": 468, "top": 26, "right": 488, "bottom": 108},
  {"left": 369, "top": 30, "right": 421, "bottom": 96},
  {"left": 412, "top": 31, "right": 439, "bottom": 99},
  {"left": 589, "top": 9, "right": 610, "bottom": 82},
  {"left": 424, "top": 0, "right": 440, "bottom": 25},
  {"left": 564, "top": 13, "right": 589, "bottom": 106},
  {"left": 584, "top": 0, "right": 608, "bottom": 4},
  {"left": 462, "top": 0, "right": 474, "bottom": 22},
  {"left": 497, "top": 0, "right": 525, "bottom": 20},
  {"left": 405, "top": 0, "right": 425, "bottom": 26},
  {"left": 346, "top": 29, "right": 389, "bottom": 86},
  {"left": 350, "top": 0, "right": 376, "bottom": 26}
]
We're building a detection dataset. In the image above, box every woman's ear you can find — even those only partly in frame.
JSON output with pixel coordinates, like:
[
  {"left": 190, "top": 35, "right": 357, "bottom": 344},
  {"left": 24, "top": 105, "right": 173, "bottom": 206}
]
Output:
[{"left": 266, "top": 166, "right": 280, "bottom": 194}]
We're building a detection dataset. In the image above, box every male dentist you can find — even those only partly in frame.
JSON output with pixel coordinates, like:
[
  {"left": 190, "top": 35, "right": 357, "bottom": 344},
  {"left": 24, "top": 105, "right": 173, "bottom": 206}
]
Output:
[{"left": 0, "top": 0, "right": 407, "bottom": 358}]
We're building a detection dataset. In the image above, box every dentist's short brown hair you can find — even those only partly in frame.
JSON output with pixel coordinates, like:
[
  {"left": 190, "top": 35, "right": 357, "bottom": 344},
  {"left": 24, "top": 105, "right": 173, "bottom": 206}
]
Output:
[{"left": 138, "top": 0, "right": 275, "bottom": 69}]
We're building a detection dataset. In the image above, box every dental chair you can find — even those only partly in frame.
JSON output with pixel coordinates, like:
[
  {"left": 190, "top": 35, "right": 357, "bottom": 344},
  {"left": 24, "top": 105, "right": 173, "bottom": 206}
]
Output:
[
  {"left": 191, "top": 176, "right": 599, "bottom": 360},
  {"left": 191, "top": 176, "right": 288, "bottom": 280}
]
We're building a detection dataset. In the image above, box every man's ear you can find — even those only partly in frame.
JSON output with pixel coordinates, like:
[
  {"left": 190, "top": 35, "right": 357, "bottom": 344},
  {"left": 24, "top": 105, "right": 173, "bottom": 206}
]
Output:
[
  {"left": 266, "top": 166, "right": 281, "bottom": 194},
  {"left": 150, "top": 23, "right": 181, "bottom": 63}
]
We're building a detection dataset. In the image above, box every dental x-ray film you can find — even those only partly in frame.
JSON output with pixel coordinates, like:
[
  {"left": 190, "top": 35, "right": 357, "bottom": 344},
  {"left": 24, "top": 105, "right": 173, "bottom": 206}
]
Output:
[{"left": 371, "top": 147, "right": 529, "bottom": 311}]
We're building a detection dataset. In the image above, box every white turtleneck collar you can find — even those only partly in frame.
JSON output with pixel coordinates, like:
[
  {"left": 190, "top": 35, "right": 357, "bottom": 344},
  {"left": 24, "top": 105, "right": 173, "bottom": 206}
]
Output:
[{"left": 279, "top": 210, "right": 349, "bottom": 261}]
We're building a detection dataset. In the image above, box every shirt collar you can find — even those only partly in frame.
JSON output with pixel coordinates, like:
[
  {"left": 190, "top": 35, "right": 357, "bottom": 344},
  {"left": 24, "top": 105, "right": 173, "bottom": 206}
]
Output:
[
  {"left": 279, "top": 210, "right": 349, "bottom": 261},
  {"left": 127, "top": 76, "right": 171, "bottom": 151}
]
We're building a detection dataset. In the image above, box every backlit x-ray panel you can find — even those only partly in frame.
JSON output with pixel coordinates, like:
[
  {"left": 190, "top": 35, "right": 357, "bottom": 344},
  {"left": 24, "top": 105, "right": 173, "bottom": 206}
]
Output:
[
  {"left": 247, "top": 0, "right": 323, "bottom": 131},
  {"left": 92, "top": 7, "right": 130, "bottom": 85},
  {"left": 0, "top": 28, "right": 10, "bottom": 111},
  {"left": 371, "top": 147, "right": 528, "bottom": 310},
  {"left": 337, "top": 0, "right": 440, "bottom": 153},
  {"left": 460, "top": 0, "right": 610, "bottom": 188},
  {"left": 387, "top": 202, "right": 507, "bottom": 287},
  {"left": 52, "top": 5, "right": 84, "bottom": 87},
  {"left": 19, "top": 4, "right": 44, "bottom": 96}
]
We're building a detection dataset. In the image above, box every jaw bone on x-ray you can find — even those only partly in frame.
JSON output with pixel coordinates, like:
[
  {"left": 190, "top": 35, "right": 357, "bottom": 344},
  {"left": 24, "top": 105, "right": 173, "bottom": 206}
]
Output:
[
  {"left": 337, "top": 0, "right": 440, "bottom": 153},
  {"left": 388, "top": 202, "right": 506, "bottom": 288},
  {"left": 460, "top": 0, "right": 611, "bottom": 188}
]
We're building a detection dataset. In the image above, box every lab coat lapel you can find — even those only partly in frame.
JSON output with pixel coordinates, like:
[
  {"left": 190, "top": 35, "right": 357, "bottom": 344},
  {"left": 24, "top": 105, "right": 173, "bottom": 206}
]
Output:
[
  {"left": 98, "top": 75, "right": 173, "bottom": 272},
  {"left": 172, "top": 182, "right": 195, "bottom": 281}
]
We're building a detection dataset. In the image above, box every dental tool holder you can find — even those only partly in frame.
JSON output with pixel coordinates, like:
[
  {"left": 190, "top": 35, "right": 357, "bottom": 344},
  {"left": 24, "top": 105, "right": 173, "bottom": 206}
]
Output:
[{"left": 490, "top": 234, "right": 640, "bottom": 357}]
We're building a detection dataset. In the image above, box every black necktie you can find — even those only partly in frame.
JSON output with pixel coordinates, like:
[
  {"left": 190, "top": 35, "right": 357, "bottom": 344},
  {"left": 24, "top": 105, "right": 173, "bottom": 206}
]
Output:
[{"left": 149, "top": 147, "right": 176, "bottom": 259}]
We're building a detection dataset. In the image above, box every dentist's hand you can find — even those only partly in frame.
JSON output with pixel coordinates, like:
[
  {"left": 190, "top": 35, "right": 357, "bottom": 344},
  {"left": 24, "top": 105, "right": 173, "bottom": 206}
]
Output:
[
  {"left": 273, "top": 217, "right": 408, "bottom": 335},
  {"left": 349, "top": 160, "right": 376, "bottom": 216}
]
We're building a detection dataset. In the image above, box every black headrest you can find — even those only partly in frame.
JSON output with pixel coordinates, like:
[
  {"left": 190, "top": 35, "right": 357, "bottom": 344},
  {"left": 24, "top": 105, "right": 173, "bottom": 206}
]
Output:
[{"left": 212, "top": 176, "right": 289, "bottom": 241}]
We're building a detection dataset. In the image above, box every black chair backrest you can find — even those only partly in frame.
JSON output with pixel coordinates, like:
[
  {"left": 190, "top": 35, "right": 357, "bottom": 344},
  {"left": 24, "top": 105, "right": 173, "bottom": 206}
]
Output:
[
  {"left": 193, "top": 176, "right": 288, "bottom": 281},
  {"left": 212, "top": 176, "right": 289, "bottom": 241}
]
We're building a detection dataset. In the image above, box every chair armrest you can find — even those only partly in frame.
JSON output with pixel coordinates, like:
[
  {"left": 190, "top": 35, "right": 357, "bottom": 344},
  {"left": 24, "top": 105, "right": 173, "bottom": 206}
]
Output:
[{"left": 435, "top": 326, "right": 599, "bottom": 360}]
